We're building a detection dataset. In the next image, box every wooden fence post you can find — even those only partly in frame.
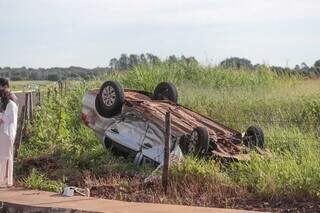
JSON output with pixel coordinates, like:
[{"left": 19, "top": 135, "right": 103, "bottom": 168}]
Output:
[
  {"left": 37, "top": 90, "right": 41, "bottom": 106},
  {"left": 64, "top": 81, "right": 67, "bottom": 96},
  {"left": 24, "top": 93, "right": 29, "bottom": 121},
  {"left": 53, "top": 87, "right": 58, "bottom": 98},
  {"left": 14, "top": 106, "right": 26, "bottom": 158},
  {"left": 29, "top": 92, "right": 33, "bottom": 120},
  {"left": 58, "top": 80, "right": 63, "bottom": 94},
  {"left": 162, "top": 111, "right": 171, "bottom": 194},
  {"left": 47, "top": 88, "right": 51, "bottom": 100}
]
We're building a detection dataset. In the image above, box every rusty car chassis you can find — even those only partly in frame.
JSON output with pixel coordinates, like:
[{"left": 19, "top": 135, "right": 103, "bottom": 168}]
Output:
[{"left": 82, "top": 81, "right": 264, "bottom": 165}]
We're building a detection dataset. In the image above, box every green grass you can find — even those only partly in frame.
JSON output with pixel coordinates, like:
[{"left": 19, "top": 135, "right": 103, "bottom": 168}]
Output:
[
  {"left": 11, "top": 80, "right": 54, "bottom": 91},
  {"left": 113, "top": 63, "right": 320, "bottom": 201},
  {"left": 227, "top": 126, "right": 320, "bottom": 198},
  {"left": 116, "top": 63, "right": 286, "bottom": 91},
  {"left": 17, "top": 62, "right": 320, "bottom": 207},
  {"left": 19, "top": 168, "right": 65, "bottom": 193}
]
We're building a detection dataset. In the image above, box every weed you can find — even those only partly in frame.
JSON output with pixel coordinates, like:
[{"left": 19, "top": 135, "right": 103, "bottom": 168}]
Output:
[{"left": 19, "top": 168, "right": 65, "bottom": 193}]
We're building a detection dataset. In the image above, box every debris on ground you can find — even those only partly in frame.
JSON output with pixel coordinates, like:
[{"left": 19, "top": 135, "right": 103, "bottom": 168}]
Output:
[{"left": 63, "top": 186, "right": 90, "bottom": 197}]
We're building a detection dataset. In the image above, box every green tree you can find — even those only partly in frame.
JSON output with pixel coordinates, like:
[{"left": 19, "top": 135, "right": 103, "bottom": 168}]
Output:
[
  {"left": 185, "top": 56, "right": 198, "bottom": 65},
  {"left": 220, "top": 57, "right": 253, "bottom": 70},
  {"left": 118, "top": 54, "right": 129, "bottom": 70},
  {"left": 167, "top": 55, "right": 178, "bottom": 64},
  {"left": 314, "top": 60, "right": 320, "bottom": 75},
  {"left": 109, "top": 58, "right": 118, "bottom": 70},
  {"left": 146, "top": 53, "right": 160, "bottom": 65},
  {"left": 47, "top": 74, "right": 59, "bottom": 81},
  {"left": 129, "top": 54, "right": 140, "bottom": 68},
  {"left": 140, "top": 54, "right": 147, "bottom": 64}
]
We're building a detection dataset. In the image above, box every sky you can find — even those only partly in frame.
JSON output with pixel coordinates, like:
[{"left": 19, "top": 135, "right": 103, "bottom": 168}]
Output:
[{"left": 0, "top": 0, "right": 319, "bottom": 68}]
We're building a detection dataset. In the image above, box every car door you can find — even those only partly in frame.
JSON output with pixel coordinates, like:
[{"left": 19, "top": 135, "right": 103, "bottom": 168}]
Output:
[
  {"left": 140, "top": 122, "right": 166, "bottom": 164},
  {"left": 105, "top": 113, "right": 147, "bottom": 152}
]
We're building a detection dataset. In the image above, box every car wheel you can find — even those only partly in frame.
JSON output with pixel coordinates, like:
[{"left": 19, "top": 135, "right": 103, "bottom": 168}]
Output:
[
  {"left": 179, "top": 135, "right": 190, "bottom": 155},
  {"left": 188, "top": 127, "right": 209, "bottom": 156},
  {"left": 153, "top": 82, "right": 178, "bottom": 103},
  {"left": 243, "top": 126, "right": 264, "bottom": 149},
  {"left": 95, "top": 81, "right": 125, "bottom": 118}
]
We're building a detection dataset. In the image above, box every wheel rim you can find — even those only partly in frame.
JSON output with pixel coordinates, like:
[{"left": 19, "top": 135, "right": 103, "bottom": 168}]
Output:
[
  {"left": 102, "top": 85, "right": 116, "bottom": 107},
  {"left": 189, "top": 131, "right": 199, "bottom": 152}
]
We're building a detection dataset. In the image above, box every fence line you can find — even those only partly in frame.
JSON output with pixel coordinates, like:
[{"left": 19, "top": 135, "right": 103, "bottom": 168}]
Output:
[{"left": 14, "top": 81, "right": 68, "bottom": 158}]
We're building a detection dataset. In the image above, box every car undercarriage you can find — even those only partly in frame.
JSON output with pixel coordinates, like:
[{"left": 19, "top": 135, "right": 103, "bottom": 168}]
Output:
[{"left": 82, "top": 81, "right": 265, "bottom": 165}]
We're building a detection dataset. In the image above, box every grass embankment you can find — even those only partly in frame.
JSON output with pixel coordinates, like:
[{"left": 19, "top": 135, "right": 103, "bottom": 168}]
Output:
[{"left": 17, "top": 63, "right": 320, "bottom": 211}]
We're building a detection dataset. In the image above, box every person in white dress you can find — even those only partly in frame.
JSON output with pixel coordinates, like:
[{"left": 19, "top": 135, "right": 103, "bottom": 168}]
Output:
[{"left": 0, "top": 90, "right": 18, "bottom": 187}]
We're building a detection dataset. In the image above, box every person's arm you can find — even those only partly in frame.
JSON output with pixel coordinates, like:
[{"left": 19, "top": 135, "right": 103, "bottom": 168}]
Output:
[
  {"left": 2, "top": 101, "right": 18, "bottom": 141},
  {"left": 3, "top": 101, "right": 18, "bottom": 124}
]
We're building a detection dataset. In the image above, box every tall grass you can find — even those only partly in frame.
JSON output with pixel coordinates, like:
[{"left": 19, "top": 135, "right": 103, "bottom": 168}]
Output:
[
  {"left": 117, "top": 63, "right": 285, "bottom": 91},
  {"left": 112, "top": 63, "right": 319, "bottom": 130},
  {"left": 18, "top": 62, "right": 320, "bottom": 206},
  {"left": 111, "top": 63, "right": 320, "bottom": 201},
  {"left": 228, "top": 126, "right": 320, "bottom": 198}
]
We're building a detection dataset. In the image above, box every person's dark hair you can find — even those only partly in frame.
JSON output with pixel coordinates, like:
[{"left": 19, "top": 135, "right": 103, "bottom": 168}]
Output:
[
  {"left": 0, "top": 78, "right": 9, "bottom": 88},
  {"left": 0, "top": 90, "right": 10, "bottom": 111}
]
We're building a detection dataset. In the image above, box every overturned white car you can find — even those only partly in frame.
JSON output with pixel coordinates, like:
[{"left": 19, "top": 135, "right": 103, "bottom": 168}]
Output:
[{"left": 82, "top": 81, "right": 264, "bottom": 165}]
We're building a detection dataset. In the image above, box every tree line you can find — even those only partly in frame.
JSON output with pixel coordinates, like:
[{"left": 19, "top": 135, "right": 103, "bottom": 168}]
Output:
[
  {"left": 0, "top": 66, "right": 107, "bottom": 81},
  {"left": 109, "top": 53, "right": 198, "bottom": 70},
  {"left": 0, "top": 54, "right": 319, "bottom": 81},
  {"left": 219, "top": 57, "right": 320, "bottom": 76}
]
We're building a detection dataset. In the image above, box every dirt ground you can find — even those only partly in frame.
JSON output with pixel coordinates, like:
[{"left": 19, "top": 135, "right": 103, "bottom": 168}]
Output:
[{"left": 15, "top": 156, "right": 320, "bottom": 212}]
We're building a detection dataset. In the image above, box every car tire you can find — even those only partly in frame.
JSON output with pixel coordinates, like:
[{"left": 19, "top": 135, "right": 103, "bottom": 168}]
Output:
[
  {"left": 179, "top": 135, "right": 190, "bottom": 155},
  {"left": 95, "top": 81, "right": 125, "bottom": 118},
  {"left": 189, "top": 127, "right": 209, "bottom": 156},
  {"left": 153, "top": 82, "right": 178, "bottom": 103},
  {"left": 243, "top": 126, "right": 264, "bottom": 149}
]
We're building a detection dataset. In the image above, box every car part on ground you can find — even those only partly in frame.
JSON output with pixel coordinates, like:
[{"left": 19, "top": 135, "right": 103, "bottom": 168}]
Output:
[{"left": 82, "top": 80, "right": 265, "bottom": 165}]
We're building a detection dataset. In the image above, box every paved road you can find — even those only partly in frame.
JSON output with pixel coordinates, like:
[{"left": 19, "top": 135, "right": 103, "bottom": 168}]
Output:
[{"left": 0, "top": 188, "right": 259, "bottom": 213}]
